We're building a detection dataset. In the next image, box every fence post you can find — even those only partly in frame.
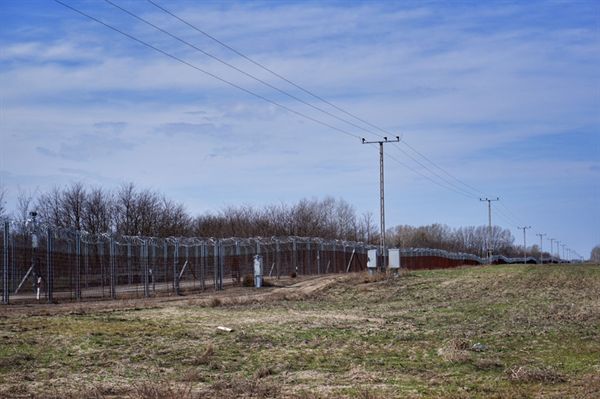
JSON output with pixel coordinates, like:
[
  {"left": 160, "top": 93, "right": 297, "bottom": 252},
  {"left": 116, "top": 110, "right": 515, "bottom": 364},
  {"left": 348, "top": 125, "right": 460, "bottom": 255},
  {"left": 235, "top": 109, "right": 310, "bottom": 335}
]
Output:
[
  {"left": 292, "top": 239, "right": 297, "bottom": 274},
  {"left": 151, "top": 243, "right": 156, "bottom": 293},
  {"left": 317, "top": 243, "right": 322, "bottom": 275},
  {"left": 75, "top": 232, "right": 81, "bottom": 300},
  {"left": 174, "top": 240, "right": 180, "bottom": 295},
  {"left": 200, "top": 243, "right": 205, "bottom": 291},
  {"left": 46, "top": 228, "right": 53, "bottom": 303},
  {"left": 127, "top": 242, "right": 132, "bottom": 286},
  {"left": 3, "top": 221, "right": 9, "bottom": 305},
  {"left": 274, "top": 240, "right": 280, "bottom": 279},
  {"left": 333, "top": 242, "right": 337, "bottom": 273},
  {"left": 143, "top": 240, "right": 149, "bottom": 298},
  {"left": 213, "top": 241, "right": 218, "bottom": 291},
  {"left": 110, "top": 237, "right": 116, "bottom": 299},
  {"left": 163, "top": 241, "right": 168, "bottom": 292},
  {"left": 218, "top": 241, "right": 224, "bottom": 290}
]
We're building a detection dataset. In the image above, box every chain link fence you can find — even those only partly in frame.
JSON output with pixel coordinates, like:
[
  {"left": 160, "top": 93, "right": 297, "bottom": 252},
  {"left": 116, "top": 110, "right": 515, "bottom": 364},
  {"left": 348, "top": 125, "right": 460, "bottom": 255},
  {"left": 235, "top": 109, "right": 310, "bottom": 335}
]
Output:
[
  {"left": 1, "top": 220, "right": 557, "bottom": 305},
  {"left": 1, "top": 220, "right": 373, "bottom": 304}
]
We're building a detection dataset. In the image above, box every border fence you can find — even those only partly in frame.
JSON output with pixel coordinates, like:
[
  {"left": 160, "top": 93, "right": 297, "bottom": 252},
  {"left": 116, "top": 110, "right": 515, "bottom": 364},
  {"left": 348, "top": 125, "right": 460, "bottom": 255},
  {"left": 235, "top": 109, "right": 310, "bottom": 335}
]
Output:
[
  {"left": 1, "top": 221, "right": 564, "bottom": 305},
  {"left": 1, "top": 221, "right": 373, "bottom": 304}
]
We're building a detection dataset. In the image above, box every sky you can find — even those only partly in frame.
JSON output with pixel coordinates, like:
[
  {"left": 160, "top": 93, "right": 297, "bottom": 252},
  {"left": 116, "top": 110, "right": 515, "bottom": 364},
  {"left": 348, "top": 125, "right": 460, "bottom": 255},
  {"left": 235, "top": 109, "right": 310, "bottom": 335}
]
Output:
[{"left": 1, "top": 0, "right": 598, "bottom": 258}]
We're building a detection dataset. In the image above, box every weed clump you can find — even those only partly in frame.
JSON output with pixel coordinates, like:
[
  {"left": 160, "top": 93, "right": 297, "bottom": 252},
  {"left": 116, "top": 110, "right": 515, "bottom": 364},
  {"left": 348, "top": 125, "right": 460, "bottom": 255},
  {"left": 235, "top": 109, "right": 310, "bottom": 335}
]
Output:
[
  {"left": 437, "top": 338, "right": 471, "bottom": 363},
  {"left": 209, "top": 297, "right": 222, "bottom": 307},
  {"left": 507, "top": 365, "right": 566, "bottom": 384}
]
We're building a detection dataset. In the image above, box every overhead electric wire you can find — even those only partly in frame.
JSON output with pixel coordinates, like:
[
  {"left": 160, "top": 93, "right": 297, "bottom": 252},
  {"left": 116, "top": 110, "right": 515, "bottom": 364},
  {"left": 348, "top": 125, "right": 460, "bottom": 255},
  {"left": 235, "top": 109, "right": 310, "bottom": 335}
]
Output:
[
  {"left": 391, "top": 143, "right": 481, "bottom": 199},
  {"left": 56, "top": 0, "right": 540, "bottom": 236},
  {"left": 385, "top": 151, "right": 479, "bottom": 200},
  {"left": 53, "top": 0, "right": 362, "bottom": 141},
  {"left": 145, "top": 0, "right": 492, "bottom": 200},
  {"left": 498, "top": 202, "right": 526, "bottom": 226},
  {"left": 68, "top": 0, "right": 493, "bottom": 201},
  {"left": 104, "top": 0, "right": 384, "bottom": 141},
  {"left": 146, "top": 0, "right": 393, "bottom": 139},
  {"left": 394, "top": 141, "right": 486, "bottom": 197}
]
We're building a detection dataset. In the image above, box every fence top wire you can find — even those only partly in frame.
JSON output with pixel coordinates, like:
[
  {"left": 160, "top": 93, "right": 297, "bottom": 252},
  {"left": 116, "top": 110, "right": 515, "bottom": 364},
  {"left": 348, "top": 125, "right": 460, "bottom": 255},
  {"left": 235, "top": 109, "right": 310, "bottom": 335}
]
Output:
[{"left": 0, "top": 220, "right": 376, "bottom": 250}]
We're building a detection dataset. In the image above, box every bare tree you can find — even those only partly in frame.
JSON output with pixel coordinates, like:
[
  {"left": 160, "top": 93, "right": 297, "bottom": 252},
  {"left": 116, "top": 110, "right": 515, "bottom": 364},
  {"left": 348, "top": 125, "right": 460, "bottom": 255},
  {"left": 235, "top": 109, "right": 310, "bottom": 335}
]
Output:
[
  {"left": 61, "top": 182, "right": 86, "bottom": 230},
  {"left": 14, "top": 188, "right": 36, "bottom": 232},
  {"left": 83, "top": 187, "right": 113, "bottom": 234},
  {"left": 0, "top": 185, "right": 6, "bottom": 219}
]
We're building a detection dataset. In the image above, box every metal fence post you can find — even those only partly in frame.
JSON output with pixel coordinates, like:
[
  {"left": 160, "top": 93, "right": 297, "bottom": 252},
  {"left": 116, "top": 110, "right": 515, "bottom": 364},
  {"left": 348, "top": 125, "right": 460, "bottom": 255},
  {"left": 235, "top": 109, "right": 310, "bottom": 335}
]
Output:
[
  {"left": 174, "top": 240, "right": 180, "bottom": 295},
  {"left": 317, "top": 243, "right": 322, "bottom": 275},
  {"left": 163, "top": 241, "right": 168, "bottom": 291},
  {"left": 200, "top": 243, "right": 205, "bottom": 291},
  {"left": 219, "top": 241, "right": 224, "bottom": 290},
  {"left": 213, "top": 240, "right": 219, "bottom": 291},
  {"left": 275, "top": 240, "right": 280, "bottom": 279},
  {"left": 3, "top": 221, "right": 9, "bottom": 305},
  {"left": 292, "top": 239, "right": 297, "bottom": 273},
  {"left": 143, "top": 240, "right": 149, "bottom": 298},
  {"left": 127, "top": 242, "right": 132, "bottom": 286},
  {"left": 75, "top": 232, "right": 81, "bottom": 300},
  {"left": 151, "top": 243, "right": 156, "bottom": 293},
  {"left": 46, "top": 228, "right": 53, "bottom": 303},
  {"left": 333, "top": 242, "right": 337, "bottom": 273},
  {"left": 110, "top": 237, "right": 116, "bottom": 299}
]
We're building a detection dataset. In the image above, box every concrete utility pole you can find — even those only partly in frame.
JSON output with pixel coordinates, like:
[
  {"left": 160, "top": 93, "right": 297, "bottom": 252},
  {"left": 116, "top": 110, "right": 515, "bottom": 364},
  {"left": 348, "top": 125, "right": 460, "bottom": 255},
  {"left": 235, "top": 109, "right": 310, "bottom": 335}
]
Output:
[
  {"left": 362, "top": 136, "right": 400, "bottom": 270},
  {"left": 536, "top": 233, "right": 546, "bottom": 264},
  {"left": 480, "top": 197, "right": 500, "bottom": 264},
  {"left": 555, "top": 240, "right": 561, "bottom": 261},
  {"left": 549, "top": 238, "right": 555, "bottom": 262},
  {"left": 518, "top": 226, "right": 531, "bottom": 264}
]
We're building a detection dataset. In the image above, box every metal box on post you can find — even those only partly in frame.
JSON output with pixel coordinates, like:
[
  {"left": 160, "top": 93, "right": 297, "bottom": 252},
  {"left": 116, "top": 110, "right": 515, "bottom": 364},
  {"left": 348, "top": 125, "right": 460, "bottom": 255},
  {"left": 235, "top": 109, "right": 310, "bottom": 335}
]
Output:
[
  {"left": 388, "top": 248, "right": 401, "bottom": 269},
  {"left": 367, "top": 249, "right": 378, "bottom": 274},
  {"left": 253, "top": 255, "right": 263, "bottom": 288}
]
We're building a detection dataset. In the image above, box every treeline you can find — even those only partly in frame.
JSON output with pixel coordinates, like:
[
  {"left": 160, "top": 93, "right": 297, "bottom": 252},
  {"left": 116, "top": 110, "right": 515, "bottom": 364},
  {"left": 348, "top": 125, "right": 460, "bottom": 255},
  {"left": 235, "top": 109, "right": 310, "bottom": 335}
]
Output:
[
  {"left": 387, "top": 224, "right": 543, "bottom": 258},
  {"left": 11, "top": 183, "right": 377, "bottom": 241},
  {"left": 6, "top": 182, "right": 547, "bottom": 258}
]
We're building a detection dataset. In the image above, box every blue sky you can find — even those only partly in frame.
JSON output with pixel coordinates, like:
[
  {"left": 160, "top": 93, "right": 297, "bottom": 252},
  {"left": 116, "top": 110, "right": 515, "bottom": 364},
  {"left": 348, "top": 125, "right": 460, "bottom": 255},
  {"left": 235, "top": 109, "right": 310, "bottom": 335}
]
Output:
[{"left": 1, "top": 0, "right": 598, "bottom": 258}]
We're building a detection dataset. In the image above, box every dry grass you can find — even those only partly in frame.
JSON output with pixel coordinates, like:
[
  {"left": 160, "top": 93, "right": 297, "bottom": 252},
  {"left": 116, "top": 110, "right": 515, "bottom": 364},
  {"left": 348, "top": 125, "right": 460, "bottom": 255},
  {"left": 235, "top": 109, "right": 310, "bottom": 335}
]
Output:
[
  {"left": 1, "top": 264, "right": 598, "bottom": 398},
  {"left": 506, "top": 365, "right": 567, "bottom": 384}
]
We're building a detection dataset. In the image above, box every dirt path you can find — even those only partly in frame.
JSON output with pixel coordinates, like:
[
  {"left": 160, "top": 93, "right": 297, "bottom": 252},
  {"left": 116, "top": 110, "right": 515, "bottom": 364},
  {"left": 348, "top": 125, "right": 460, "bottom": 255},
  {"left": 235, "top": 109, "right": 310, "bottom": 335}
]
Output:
[{"left": 0, "top": 273, "right": 352, "bottom": 317}]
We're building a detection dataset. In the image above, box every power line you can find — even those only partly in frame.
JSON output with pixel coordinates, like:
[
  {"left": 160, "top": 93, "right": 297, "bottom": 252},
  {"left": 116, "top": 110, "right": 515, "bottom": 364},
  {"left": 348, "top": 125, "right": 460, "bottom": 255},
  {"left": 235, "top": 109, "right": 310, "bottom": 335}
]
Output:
[
  {"left": 396, "top": 140, "right": 485, "bottom": 197},
  {"left": 145, "top": 0, "right": 394, "bottom": 140},
  {"left": 56, "top": 0, "right": 555, "bottom": 243},
  {"left": 385, "top": 152, "right": 479, "bottom": 200},
  {"left": 104, "top": 0, "right": 385, "bottom": 141},
  {"left": 145, "top": 0, "right": 492, "bottom": 200},
  {"left": 53, "top": 0, "right": 362, "bottom": 141},
  {"left": 391, "top": 143, "right": 481, "bottom": 199},
  {"left": 65, "top": 0, "right": 491, "bottom": 202}
]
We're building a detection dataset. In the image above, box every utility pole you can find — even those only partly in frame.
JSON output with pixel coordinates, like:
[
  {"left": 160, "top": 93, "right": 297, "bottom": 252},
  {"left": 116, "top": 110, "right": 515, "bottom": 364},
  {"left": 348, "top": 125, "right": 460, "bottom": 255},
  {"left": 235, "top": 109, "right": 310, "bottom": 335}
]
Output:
[
  {"left": 549, "top": 238, "right": 555, "bottom": 263},
  {"left": 561, "top": 244, "right": 566, "bottom": 260},
  {"left": 362, "top": 136, "right": 400, "bottom": 271},
  {"left": 536, "top": 233, "right": 546, "bottom": 264},
  {"left": 517, "top": 226, "right": 531, "bottom": 264},
  {"left": 555, "top": 240, "right": 560, "bottom": 261},
  {"left": 480, "top": 197, "right": 499, "bottom": 264}
]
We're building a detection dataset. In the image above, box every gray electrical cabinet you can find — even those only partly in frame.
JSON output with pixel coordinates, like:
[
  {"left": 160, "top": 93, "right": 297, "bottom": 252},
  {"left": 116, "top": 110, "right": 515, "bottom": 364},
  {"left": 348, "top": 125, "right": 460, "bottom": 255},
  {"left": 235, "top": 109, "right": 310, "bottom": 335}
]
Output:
[
  {"left": 388, "top": 248, "right": 401, "bottom": 269},
  {"left": 253, "top": 255, "right": 263, "bottom": 288},
  {"left": 367, "top": 249, "right": 378, "bottom": 269}
]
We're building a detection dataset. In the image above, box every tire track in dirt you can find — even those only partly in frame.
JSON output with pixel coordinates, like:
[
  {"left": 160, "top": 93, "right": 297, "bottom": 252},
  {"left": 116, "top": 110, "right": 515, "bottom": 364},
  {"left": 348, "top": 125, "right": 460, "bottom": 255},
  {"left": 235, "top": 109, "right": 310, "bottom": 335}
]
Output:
[{"left": 0, "top": 274, "right": 351, "bottom": 317}]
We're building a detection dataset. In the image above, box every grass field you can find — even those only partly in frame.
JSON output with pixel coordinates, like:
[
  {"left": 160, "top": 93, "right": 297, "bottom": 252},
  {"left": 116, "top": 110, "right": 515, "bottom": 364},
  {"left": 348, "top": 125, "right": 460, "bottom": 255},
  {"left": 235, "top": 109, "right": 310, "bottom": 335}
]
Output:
[{"left": 1, "top": 264, "right": 599, "bottom": 398}]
